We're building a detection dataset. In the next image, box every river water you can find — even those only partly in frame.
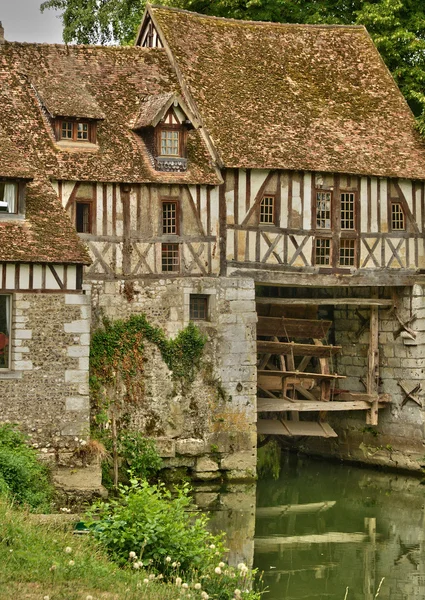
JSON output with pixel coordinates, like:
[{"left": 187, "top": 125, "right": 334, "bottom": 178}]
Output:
[{"left": 201, "top": 452, "right": 425, "bottom": 600}]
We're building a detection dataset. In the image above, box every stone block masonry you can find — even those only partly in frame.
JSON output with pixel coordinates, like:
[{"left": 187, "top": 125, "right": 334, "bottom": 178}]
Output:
[
  {"left": 0, "top": 291, "right": 91, "bottom": 460},
  {"left": 91, "top": 276, "right": 258, "bottom": 480}
]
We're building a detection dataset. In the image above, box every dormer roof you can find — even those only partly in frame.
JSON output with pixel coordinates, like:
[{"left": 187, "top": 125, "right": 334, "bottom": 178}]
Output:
[
  {"left": 144, "top": 5, "right": 425, "bottom": 181},
  {"left": 131, "top": 92, "right": 199, "bottom": 129}
]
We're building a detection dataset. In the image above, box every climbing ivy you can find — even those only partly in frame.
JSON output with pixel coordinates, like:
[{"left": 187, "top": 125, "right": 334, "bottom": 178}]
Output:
[{"left": 90, "top": 314, "right": 207, "bottom": 408}]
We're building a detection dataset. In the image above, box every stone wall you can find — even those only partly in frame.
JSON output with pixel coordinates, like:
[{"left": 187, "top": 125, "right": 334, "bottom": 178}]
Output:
[
  {"left": 0, "top": 291, "right": 91, "bottom": 461},
  {"left": 90, "top": 276, "right": 258, "bottom": 480},
  {"left": 301, "top": 284, "right": 425, "bottom": 472}
]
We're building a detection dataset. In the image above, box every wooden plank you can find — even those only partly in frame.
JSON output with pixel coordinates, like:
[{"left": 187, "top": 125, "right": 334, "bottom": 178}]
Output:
[
  {"left": 257, "top": 399, "right": 380, "bottom": 412},
  {"left": 257, "top": 316, "right": 331, "bottom": 338},
  {"left": 256, "top": 501, "right": 336, "bottom": 517},
  {"left": 256, "top": 297, "right": 393, "bottom": 307},
  {"left": 255, "top": 532, "right": 369, "bottom": 550},
  {"left": 336, "top": 392, "right": 391, "bottom": 403},
  {"left": 257, "top": 419, "right": 338, "bottom": 437},
  {"left": 367, "top": 290, "right": 380, "bottom": 426},
  {"left": 257, "top": 341, "right": 341, "bottom": 357},
  {"left": 258, "top": 370, "right": 346, "bottom": 381}
]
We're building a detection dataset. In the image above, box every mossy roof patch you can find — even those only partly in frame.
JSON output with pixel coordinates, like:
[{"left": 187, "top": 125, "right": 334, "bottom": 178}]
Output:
[
  {"left": 132, "top": 92, "right": 174, "bottom": 128},
  {"left": 151, "top": 6, "right": 425, "bottom": 180},
  {"left": 0, "top": 43, "right": 219, "bottom": 185},
  {"left": 0, "top": 131, "right": 34, "bottom": 180},
  {"left": 0, "top": 178, "right": 91, "bottom": 264}
]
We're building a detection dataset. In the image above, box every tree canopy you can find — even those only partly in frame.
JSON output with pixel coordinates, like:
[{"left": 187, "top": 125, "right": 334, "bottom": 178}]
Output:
[{"left": 41, "top": 0, "right": 425, "bottom": 124}]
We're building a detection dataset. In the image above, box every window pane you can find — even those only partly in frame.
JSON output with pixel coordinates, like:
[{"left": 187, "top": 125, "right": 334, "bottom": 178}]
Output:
[
  {"left": 260, "top": 196, "right": 274, "bottom": 224},
  {"left": 77, "top": 122, "right": 89, "bottom": 140},
  {"left": 76, "top": 203, "right": 91, "bottom": 233},
  {"left": 391, "top": 203, "right": 405, "bottom": 230},
  {"left": 162, "top": 202, "right": 177, "bottom": 234},
  {"left": 161, "top": 243, "right": 179, "bottom": 272},
  {"left": 0, "top": 295, "right": 10, "bottom": 369},
  {"left": 316, "top": 191, "right": 331, "bottom": 229},
  {"left": 160, "top": 130, "right": 179, "bottom": 156},
  {"left": 190, "top": 295, "right": 208, "bottom": 320},
  {"left": 339, "top": 239, "right": 356, "bottom": 267},
  {"left": 315, "top": 238, "right": 331, "bottom": 265},
  {"left": 341, "top": 192, "right": 355, "bottom": 229},
  {"left": 0, "top": 182, "right": 18, "bottom": 214},
  {"left": 61, "top": 121, "right": 73, "bottom": 139}
]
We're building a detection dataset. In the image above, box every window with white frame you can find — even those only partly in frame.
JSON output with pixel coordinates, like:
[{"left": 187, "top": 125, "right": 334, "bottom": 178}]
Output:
[
  {"left": 0, "top": 182, "right": 18, "bottom": 214},
  {"left": 0, "top": 295, "right": 11, "bottom": 369}
]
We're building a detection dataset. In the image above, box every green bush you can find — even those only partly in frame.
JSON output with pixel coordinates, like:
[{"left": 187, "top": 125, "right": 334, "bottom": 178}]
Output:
[
  {"left": 0, "top": 424, "right": 53, "bottom": 511},
  {"left": 87, "top": 479, "right": 225, "bottom": 572},
  {"left": 118, "top": 431, "right": 163, "bottom": 481}
]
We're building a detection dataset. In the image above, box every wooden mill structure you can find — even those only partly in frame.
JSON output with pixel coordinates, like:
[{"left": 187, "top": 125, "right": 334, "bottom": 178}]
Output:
[{"left": 256, "top": 293, "right": 391, "bottom": 439}]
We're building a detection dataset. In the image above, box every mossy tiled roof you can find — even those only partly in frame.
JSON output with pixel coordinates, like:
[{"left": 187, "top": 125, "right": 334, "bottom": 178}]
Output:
[
  {"left": 0, "top": 42, "right": 219, "bottom": 185},
  {"left": 0, "top": 179, "right": 91, "bottom": 264},
  {"left": 151, "top": 6, "right": 425, "bottom": 180}
]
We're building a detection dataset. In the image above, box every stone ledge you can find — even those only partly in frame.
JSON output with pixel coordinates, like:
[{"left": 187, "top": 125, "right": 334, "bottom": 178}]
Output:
[{"left": 0, "top": 370, "right": 23, "bottom": 380}]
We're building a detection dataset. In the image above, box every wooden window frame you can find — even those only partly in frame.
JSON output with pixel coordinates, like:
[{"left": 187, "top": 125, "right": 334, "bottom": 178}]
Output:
[
  {"left": 156, "top": 124, "right": 186, "bottom": 158},
  {"left": 0, "top": 294, "right": 11, "bottom": 370},
  {"left": 75, "top": 200, "right": 93, "bottom": 234},
  {"left": 0, "top": 181, "right": 20, "bottom": 215},
  {"left": 189, "top": 294, "right": 209, "bottom": 321},
  {"left": 338, "top": 238, "right": 357, "bottom": 268},
  {"left": 390, "top": 202, "right": 406, "bottom": 231},
  {"left": 259, "top": 195, "right": 275, "bottom": 225},
  {"left": 340, "top": 191, "right": 356, "bottom": 230},
  {"left": 55, "top": 119, "right": 96, "bottom": 143},
  {"left": 314, "top": 190, "right": 333, "bottom": 230},
  {"left": 161, "top": 243, "right": 180, "bottom": 273},
  {"left": 162, "top": 200, "right": 179, "bottom": 235},
  {"left": 314, "top": 237, "right": 332, "bottom": 266}
]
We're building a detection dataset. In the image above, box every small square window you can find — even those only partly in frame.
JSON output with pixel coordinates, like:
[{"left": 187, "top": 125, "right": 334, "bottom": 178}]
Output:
[
  {"left": 0, "top": 182, "right": 18, "bottom": 214},
  {"left": 61, "top": 121, "right": 73, "bottom": 139},
  {"left": 0, "top": 295, "right": 11, "bottom": 369},
  {"left": 315, "top": 238, "right": 331, "bottom": 265},
  {"left": 190, "top": 295, "right": 208, "bottom": 320},
  {"left": 161, "top": 243, "right": 179, "bottom": 272},
  {"left": 162, "top": 202, "right": 177, "bottom": 234},
  {"left": 260, "top": 196, "right": 274, "bottom": 224},
  {"left": 160, "top": 130, "right": 179, "bottom": 156},
  {"left": 316, "top": 191, "right": 331, "bottom": 229},
  {"left": 339, "top": 239, "right": 356, "bottom": 267},
  {"left": 76, "top": 202, "right": 92, "bottom": 233},
  {"left": 391, "top": 203, "right": 405, "bottom": 230}
]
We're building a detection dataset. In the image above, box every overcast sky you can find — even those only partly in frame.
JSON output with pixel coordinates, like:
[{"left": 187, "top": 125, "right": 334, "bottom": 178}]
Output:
[{"left": 0, "top": 0, "right": 63, "bottom": 43}]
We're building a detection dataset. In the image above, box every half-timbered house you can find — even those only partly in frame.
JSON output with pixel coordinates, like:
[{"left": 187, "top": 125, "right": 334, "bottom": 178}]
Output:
[{"left": 2, "top": 5, "right": 425, "bottom": 481}]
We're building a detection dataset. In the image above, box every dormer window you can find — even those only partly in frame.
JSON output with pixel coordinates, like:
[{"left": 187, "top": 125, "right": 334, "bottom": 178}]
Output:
[
  {"left": 0, "top": 182, "right": 18, "bottom": 214},
  {"left": 160, "top": 129, "right": 180, "bottom": 156},
  {"left": 54, "top": 119, "right": 96, "bottom": 144}
]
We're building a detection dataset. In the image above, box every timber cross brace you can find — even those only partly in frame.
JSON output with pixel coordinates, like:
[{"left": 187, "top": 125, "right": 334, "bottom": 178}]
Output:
[
  {"left": 398, "top": 380, "right": 422, "bottom": 408},
  {"left": 391, "top": 307, "right": 417, "bottom": 341}
]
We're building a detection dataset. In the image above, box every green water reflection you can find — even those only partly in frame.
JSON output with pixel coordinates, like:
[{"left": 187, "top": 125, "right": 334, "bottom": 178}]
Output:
[
  {"left": 255, "top": 453, "right": 425, "bottom": 600},
  {"left": 204, "top": 453, "right": 425, "bottom": 600}
]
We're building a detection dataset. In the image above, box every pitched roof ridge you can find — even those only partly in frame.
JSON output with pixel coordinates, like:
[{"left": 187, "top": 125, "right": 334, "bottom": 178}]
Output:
[
  {"left": 3, "top": 40, "right": 167, "bottom": 51},
  {"left": 149, "top": 4, "right": 365, "bottom": 30}
]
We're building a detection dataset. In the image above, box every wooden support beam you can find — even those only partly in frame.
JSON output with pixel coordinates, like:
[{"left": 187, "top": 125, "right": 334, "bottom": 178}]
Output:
[
  {"left": 258, "top": 370, "right": 346, "bottom": 381},
  {"left": 336, "top": 392, "right": 391, "bottom": 403},
  {"left": 257, "top": 399, "right": 387, "bottom": 412},
  {"left": 257, "top": 340, "right": 341, "bottom": 357},
  {"left": 257, "top": 419, "right": 338, "bottom": 437},
  {"left": 256, "top": 297, "right": 393, "bottom": 307},
  {"left": 257, "top": 316, "right": 332, "bottom": 338}
]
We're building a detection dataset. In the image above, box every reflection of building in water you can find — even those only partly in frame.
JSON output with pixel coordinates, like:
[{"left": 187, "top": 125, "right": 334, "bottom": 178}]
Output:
[{"left": 196, "top": 483, "right": 256, "bottom": 569}]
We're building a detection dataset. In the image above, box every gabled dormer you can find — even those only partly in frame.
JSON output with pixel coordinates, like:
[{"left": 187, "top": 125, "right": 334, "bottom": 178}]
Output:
[
  {"left": 136, "top": 14, "right": 163, "bottom": 48},
  {"left": 132, "top": 92, "right": 199, "bottom": 173}
]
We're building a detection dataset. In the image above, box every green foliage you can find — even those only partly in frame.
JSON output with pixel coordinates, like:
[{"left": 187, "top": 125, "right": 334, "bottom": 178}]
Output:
[
  {"left": 0, "top": 424, "right": 53, "bottom": 511},
  {"left": 87, "top": 478, "right": 226, "bottom": 571},
  {"left": 118, "top": 431, "right": 163, "bottom": 480},
  {"left": 41, "top": 0, "right": 425, "bottom": 124}
]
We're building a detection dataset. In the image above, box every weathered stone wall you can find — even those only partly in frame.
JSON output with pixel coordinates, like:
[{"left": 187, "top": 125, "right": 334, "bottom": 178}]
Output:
[
  {"left": 301, "top": 285, "right": 425, "bottom": 472},
  {"left": 90, "top": 275, "right": 257, "bottom": 480},
  {"left": 0, "top": 291, "right": 91, "bottom": 460}
]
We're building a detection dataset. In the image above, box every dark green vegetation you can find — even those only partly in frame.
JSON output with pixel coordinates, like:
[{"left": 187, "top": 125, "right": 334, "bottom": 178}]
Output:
[
  {"left": 41, "top": 1, "right": 425, "bottom": 125},
  {"left": 0, "top": 424, "right": 53, "bottom": 512}
]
